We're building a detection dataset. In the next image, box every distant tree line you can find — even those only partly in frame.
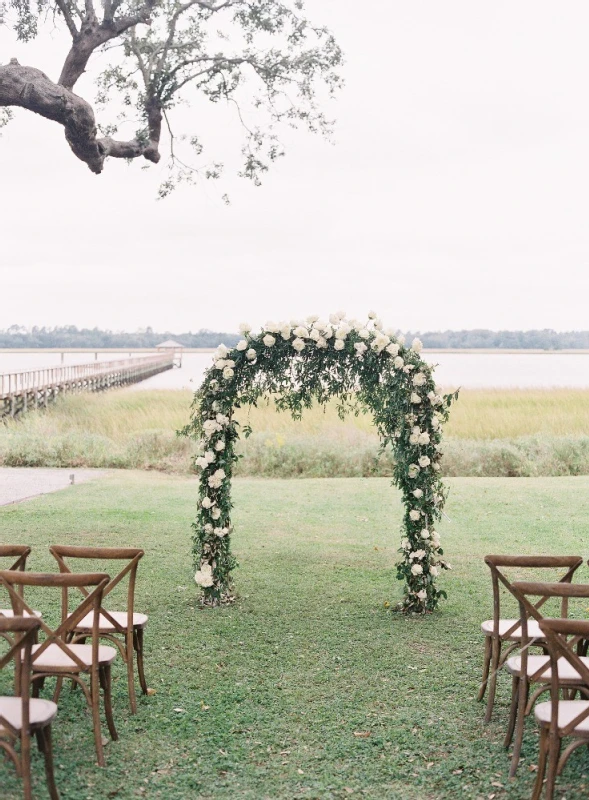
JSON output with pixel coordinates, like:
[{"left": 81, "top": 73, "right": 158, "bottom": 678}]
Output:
[
  {"left": 0, "top": 326, "right": 240, "bottom": 349},
  {"left": 408, "top": 329, "right": 589, "bottom": 349},
  {"left": 1, "top": 326, "right": 589, "bottom": 350}
]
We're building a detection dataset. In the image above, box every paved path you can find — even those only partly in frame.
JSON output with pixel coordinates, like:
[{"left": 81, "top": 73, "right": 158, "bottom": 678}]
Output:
[{"left": 0, "top": 468, "right": 107, "bottom": 506}]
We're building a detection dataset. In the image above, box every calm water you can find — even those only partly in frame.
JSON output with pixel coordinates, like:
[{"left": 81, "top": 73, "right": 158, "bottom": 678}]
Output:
[{"left": 1, "top": 351, "right": 589, "bottom": 390}]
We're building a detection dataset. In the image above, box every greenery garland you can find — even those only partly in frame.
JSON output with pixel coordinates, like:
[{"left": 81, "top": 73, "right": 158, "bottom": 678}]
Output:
[{"left": 183, "top": 312, "right": 457, "bottom": 613}]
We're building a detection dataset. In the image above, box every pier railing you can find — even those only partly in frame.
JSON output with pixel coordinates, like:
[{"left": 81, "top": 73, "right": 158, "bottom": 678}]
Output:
[{"left": 0, "top": 354, "right": 174, "bottom": 417}]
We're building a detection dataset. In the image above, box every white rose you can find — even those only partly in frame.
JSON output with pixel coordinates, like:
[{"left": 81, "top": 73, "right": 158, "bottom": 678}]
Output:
[
  {"left": 410, "top": 393, "right": 422, "bottom": 404},
  {"left": 293, "top": 326, "right": 309, "bottom": 339},
  {"left": 420, "top": 528, "right": 430, "bottom": 539},
  {"left": 329, "top": 313, "right": 340, "bottom": 325},
  {"left": 408, "top": 464, "right": 420, "bottom": 478},
  {"left": 386, "top": 343, "right": 399, "bottom": 357},
  {"left": 433, "top": 395, "right": 443, "bottom": 406},
  {"left": 211, "top": 507, "right": 221, "bottom": 520},
  {"left": 397, "top": 334, "right": 406, "bottom": 345},
  {"left": 394, "top": 356, "right": 404, "bottom": 369},
  {"left": 216, "top": 414, "right": 229, "bottom": 425},
  {"left": 263, "top": 334, "right": 276, "bottom": 347},
  {"left": 411, "top": 338, "right": 423, "bottom": 354},
  {"left": 413, "top": 372, "right": 427, "bottom": 387},
  {"left": 433, "top": 463, "right": 441, "bottom": 472},
  {"left": 195, "top": 456, "right": 208, "bottom": 469},
  {"left": 409, "top": 510, "right": 421, "bottom": 521},
  {"left": 201, "top": 497, "right": 214, "bottom": 509},
  {"left": 236, "top": 340, "right": 248, "bottom": 351},
  {"left": 409, "top": 432, "right": 419, "bottom": 445},
  {"left": 404, "top": 364, "right": 415, "bottom": 373},
  {"left": 238, "top": 323, "right": 252, "bottom": 334},
  {"left": 427, "top": 391, "right": 436, "bottom": 402},
  {"left": 335, "top": 326, "right": 349, "bottom": 340},
  {"left": 418, "top": 456, "right": 431, "bottom": 468},
  {"left": 292, "top": 338, "right": 306, "bottom": 353},
  {"left": 203, "top": 419, "right": 221, "bottom": 438},
  {"left": 359, "top": 329, "right": 370, "bottom": 339},
  {"left": 208, "top": 468, "right": 226, "bottom": 489},
  {"left": 354, "top": 342, "right": 368, "bottom": 356},
  {"left": 417, "top": 589, "right": 427, "bottom": 600},
  {"left": 334, "top": 339, "right": 345, "bottom": 351},
  {"left": 417, "top": 432, "right": 430, "bottom": 445},
  {"left": 401, "top": 538, "right": 410, "bottom": 550},
  {"left": 215, "top": 359, "right": 226, "bottom": 370},
  {"left": 264, "top": 321, "right": 280, "bottom": 333},
  {"left": 214, "top": 440, "right": 225, "bottom": 451},
  {"left": 203, "top": 523, "right": 214, "bottom": 534},
  {"left": 411, "top": 564, "right": 423, "bottom": 576},
  {"left": 223, "top": 367, "right": 234, "bottom": 380},
  {"left": 280, "top": 324, "right": 292, "bottom": 340},
  {"left": 306, "top": 314, "right": 319, "bottom": 324},
  {"left": 215, "top": 527, "right": 229, "bottom": 538},
  {"left": 373, "top": 318, "right": 383, "bottom": 330},
  {"left": 336, "top": 310, "right": 346, "bottom": 319},
  {"left": 431, "top": 416, "right": 440, "bottom": 431},
  {"left": 204, "top": 449, "right": 216, "bottom": 463},
  {"left": 430, "top": 566, "right": 439, "bottom": 577},
  {"left": 371, "top": 334, "right": 390, "bottom": 353},
  {"left": 246, "top": 348, "right": 257, "bottom": 360},
  {"left": 324, "top": 327, "right": 334, "bottom": 339},
  {"left": 367, "top": 310, "right": 377, "bottom": 319},
  {"left": 309, "top": 328, "right": 321, "bottom": 341},
  {"left": 432, "top": 532, "right": 441, "bottom": 547},
  {"left": 412, "top": 489, "right": 423, "bottom": 499},
  {"left": 316, "top": 337, "right": 328, "bottom": 349},
  {"left": 315, "top": 319, "right": 328, "bottom": 332},
  {"left": 194, "top": 563, "right": 214, "bottom": 588},
  {"left": 214, "top": 344, "right": 230, "bottom": 359}
]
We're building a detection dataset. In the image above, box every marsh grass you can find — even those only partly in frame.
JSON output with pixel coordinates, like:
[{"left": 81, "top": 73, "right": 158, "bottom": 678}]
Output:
[
  {"left": 2, "top": 388, "right": 589, "bottom": 476},
  {"left": 2, "top": 472, "right": 589, "bottom": 798}
]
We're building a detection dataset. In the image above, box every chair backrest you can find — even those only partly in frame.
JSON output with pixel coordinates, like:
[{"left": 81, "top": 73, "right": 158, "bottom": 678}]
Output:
[
  {"left": 538, "top": 617, "right": 589, "bottom": 736},
  {"left": 0, "top": 545, "right": 31, "bottom": 604},
  {"left": 49, "top": 546, "right": 144, "bottom": 634},
  {"left": 511, "top": 581, "right": 589, "bottom": 682},
  {"left": 484, "top": 555, "right": 583, "bottom": 639},
  {"left": 0, "top": 571, "right": 109, "bottom": 673},
  {"left": 0, "top": 616, "right": 41, "bottom": 741}
]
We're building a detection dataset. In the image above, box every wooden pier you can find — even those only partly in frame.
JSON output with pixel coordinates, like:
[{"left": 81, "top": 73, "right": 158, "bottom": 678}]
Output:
[{"left": 0, "top": 354, "right": 174, "bottom": 419}]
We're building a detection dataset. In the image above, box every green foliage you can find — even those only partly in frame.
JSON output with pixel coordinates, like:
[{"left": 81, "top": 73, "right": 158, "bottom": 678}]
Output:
[
  {"left": 0, "top": 325, "right": 239, "bottom": 348},
  {"left": 183, "top": 315, "right": 456, "bottom": 613}
]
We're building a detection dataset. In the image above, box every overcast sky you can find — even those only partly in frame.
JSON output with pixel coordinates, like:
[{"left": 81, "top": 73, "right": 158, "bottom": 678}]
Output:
[{"left": 2, "top": 1, "right": 588, "bottom": 333}]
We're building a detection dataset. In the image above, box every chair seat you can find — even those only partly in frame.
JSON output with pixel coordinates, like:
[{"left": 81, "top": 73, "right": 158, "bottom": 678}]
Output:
[
  {"left": 506, "top": 654, "right": 589, "bottom": 682},
  {"left": 74, "top": 610, "right": 148, "bottom": 632},
  {"left": 481, "top": 619, "right": 544, "bottom": 640},
  {"left": 0, "top": 608, "right": 42, "bottom": 618},
  {"left": 0, "top": 696, "right": 57, "bottom": 730},
  {"left": 30, "top": 642, "right": 117, "bottom": 671},
  {"left": 535, "top": 700, "right": 589, "bottom": 734}
]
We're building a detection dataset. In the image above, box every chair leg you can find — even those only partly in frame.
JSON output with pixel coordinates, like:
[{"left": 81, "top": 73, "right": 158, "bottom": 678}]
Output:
[
  {"left": 126, "top": 630, "right": 137, "bottom": 714},
  {"left": 21, "top": 725, "right": 32, "bottom": 800},
  {"left": 509, "top": 675, "right": 528, "bottom": 777},
  {"left": 91, "top": 669, "right": 106, "bottom": 767},
  {"left": 532, "top": 725, "right": 549, "bottom": 800},
  {"left": 40, "top": 726, "right": 59, "bottom": 800},
  {"left": 544, "top": 732, "right": 561, "bottom": 800},
  {"left": 135, "top": 628, "right": 148, "bottom": 696},
  {"left": 52, "top": 677, "right": 63, "bottom": 704},
  {"left": 485, "top": 637, "right": 501, "bottom": 722},
  {"left": 478, "top": 636, "right": 492, "bottom": 701},
  {"left": 100, "top": 665, "right": 118, "bottom": 742},
  {"left": 504, "top": 675, "right": 519, "bottom": 748}
]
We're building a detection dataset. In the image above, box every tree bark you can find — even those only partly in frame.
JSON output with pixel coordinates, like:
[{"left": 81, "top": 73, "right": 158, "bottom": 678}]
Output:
[{"left": 0, "top": 60, "right": 160, "bottom": 174}]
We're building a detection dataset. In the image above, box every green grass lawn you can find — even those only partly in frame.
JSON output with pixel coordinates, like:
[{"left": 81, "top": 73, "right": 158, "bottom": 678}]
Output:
[{"left": 2, "top": 472, "right": 589, "bottom": 798}]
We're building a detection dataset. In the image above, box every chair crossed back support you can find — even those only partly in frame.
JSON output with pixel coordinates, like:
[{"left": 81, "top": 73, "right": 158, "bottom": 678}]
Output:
[
  {"left": 0, "top": 570, "right": 116, "bottom": 767},
  {"left": 49, "top": 545, "right": 147, "bottom": 713},
  {"left": 532, "top": 617, "right": 589, "bottom": 800},
  {"left": 479, "top": 554, "right": 583, "bottom": 722},
  {"left": 0, "top": 546, "right": 31, "bottom": 618},
  {"left": 0, "top": 616, "right": 59, "bottom": 800}
]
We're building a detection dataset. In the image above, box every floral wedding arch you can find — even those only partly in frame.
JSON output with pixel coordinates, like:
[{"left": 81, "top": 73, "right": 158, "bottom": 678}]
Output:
[{"left": 184, "top": 312, "right": 456, "bottom": 614}]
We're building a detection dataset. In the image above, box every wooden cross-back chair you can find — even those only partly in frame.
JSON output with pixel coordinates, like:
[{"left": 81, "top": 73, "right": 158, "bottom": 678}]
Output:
[
  {"left": 49, "top": 546, "right": 148, "bottom": 714},
  {"left": 503, "top": 580, "right": 589, "bottom": 778},
  {"left": 479, "top": 555, "right": 583, "bottom": 723},
  {"left": 0, "top": 616, "right": 59, "bottom": 800},
  {"left": 0, "top": 570, "right": 117, "bottom": 767},
  {"left": 533, "top": 617, "right": 589, "bottom": 800}
]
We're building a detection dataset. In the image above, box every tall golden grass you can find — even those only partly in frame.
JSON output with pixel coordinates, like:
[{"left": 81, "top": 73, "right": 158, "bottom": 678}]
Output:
[{"left": 2, "top": 388, "right": 589, "bottom": 475}]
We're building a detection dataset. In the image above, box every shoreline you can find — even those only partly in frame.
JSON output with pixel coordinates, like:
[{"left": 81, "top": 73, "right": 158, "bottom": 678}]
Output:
[{"left": 2, "top": 347, "right": 589, "bottom": 355}]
